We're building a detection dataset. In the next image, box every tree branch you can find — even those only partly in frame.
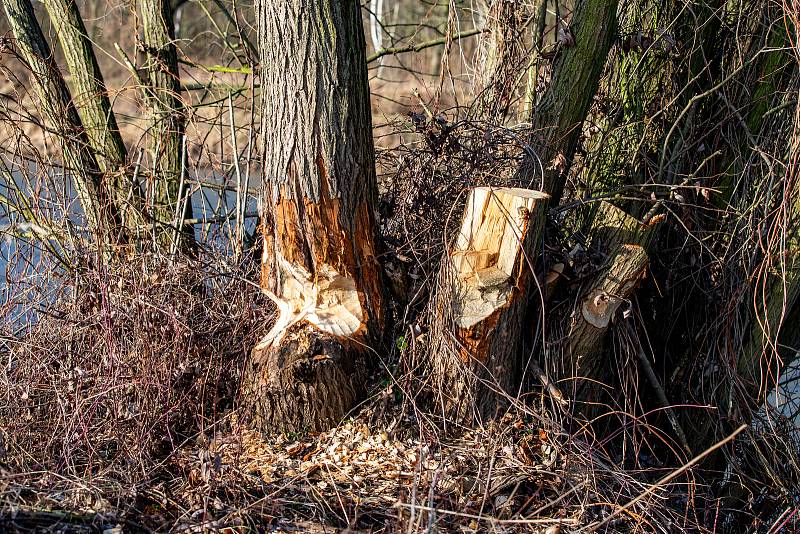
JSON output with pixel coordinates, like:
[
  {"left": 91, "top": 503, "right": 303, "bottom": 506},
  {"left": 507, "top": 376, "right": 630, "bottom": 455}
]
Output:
[{"left": 366, "top": 28, "right": 484, "bottom": 64}]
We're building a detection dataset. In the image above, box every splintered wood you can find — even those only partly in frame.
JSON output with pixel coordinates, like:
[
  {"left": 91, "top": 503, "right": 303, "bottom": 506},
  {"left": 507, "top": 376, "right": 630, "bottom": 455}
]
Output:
[
  {"left": 450, "top": 187, "right": 548, "bottom": 329},
  {"left": 430, "top": 186, "right": 548, "bottom": 420},
  {"left": 256, "top": 257, "right": 364, "bottom": 351},
  {"left": 559, "top": 202, "right": 654, "bottom": 405}
]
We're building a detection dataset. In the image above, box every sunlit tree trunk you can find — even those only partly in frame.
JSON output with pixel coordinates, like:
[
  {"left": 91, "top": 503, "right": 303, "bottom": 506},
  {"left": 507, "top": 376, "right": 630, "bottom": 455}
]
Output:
[
  {"left": 2, "top": 0, "right": 121, "bottom": 248},
  {"left": 475, "top": 0, "right": 526, "bottom": 120},
  {"left": 242, "top": 0, "right": 386, "bottom": 432},
  {"left": 427, "top": 0, "right": 619, "bottom": 422},
  {"left": 43, "top": 0, "right": 146, "bottom": 236},
  {"left": 137, "top": 0, "right": 194, "bottom": 249},
  {"left": 522, "top": 0, "right": 619, "bottom": 205}
]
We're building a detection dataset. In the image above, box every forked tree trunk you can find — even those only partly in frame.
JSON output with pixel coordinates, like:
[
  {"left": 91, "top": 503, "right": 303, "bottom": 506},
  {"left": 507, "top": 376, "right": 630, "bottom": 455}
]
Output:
[
  {"left": 137, "top": 0, "right": 193, "bottom": 247},
  {"left": 426, "top": 0, "right": 618, "bottom": 421},
  {"left": 2, "top": 0, "right": 121, "bottom": 247},
  {"left": 44, "top": 0, "right": 146, "bottom": 236},
  {"left": 242, "top": 0, "right": 385, "bottom": 432},
  {"left": 429, "top": 187, "right": 548, "bottom": 421}
]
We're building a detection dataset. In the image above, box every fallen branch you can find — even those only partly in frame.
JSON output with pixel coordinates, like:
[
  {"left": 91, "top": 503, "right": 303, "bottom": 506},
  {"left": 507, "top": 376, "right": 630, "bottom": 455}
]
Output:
[{"left": 587, "top": 424, "right": 749, "bottom": 532}]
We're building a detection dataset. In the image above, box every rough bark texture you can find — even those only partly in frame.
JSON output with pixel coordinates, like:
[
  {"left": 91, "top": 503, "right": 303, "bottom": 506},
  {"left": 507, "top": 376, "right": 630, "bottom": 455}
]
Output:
[
  {"left": 137, "top": 0, "right": 192, "bottom": 241},
  {"left": 44, "top": 0, "right": 145, "bottom": 234},
  {"left": 522, "top": 0, "right": 619, "bottom": 205},
  {"left": 553, "top": 202, "right": 654, "bottom": 406},
  {"left": 426, "top": 0, "right": 619, "bottom": 424},
  {"left": 243, "top": 0, "right": 384, "bottom": 432},
  {"left": 44, "top": 0, "right": 127, "bottom": 171},
  {"left": 2, "top": 0, "right": 120, "bottom": 245},
  {"left": 430, "top": 187, "right": 548, "bottom": 422},
  {"left": 476, "top": 0, "right": 526, "bottom": 120}
]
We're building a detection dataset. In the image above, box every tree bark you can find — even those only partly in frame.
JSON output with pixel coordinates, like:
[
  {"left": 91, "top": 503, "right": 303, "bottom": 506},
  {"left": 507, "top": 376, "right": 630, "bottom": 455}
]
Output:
[
  {"left": 521, "top": 0, "right": 619, "bottom": 205},
  {"left": 43, "top": 0, "right": 146, "bottom": 235},
  {"left": 242, "top": 0, "right": 385, "bottom": 433},
  {"left": 2, "top": 0, "right": 121, "bottom": 247},
  {"left": 137, "top": 0, "right": 193, "bottom": 246},
  {"left": 522, "top": 0, "right": 548, "bottom": 118},
  {"left": 475, "top": 0, "right": 526, "bottom": 120},
  {"left": 429, "top": 187, "right": 548, "bottom": 422},
  {"left": 425, "top": 0, "right": 618, "bottom": 423},
  {"left": 557, "top": 202, "right": 655, "bottom": 406}
]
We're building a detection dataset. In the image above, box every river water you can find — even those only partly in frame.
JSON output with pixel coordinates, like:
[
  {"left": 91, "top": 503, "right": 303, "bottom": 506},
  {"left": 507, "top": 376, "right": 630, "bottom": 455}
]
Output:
[{"left": 0, "top": 161, "right": 259, "bottom": 325}]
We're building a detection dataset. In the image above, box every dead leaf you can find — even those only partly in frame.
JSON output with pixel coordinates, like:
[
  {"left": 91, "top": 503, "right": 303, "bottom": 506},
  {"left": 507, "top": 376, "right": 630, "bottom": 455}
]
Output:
[{"left": 547, "top": 153, "right": 568, "bottom": 174}]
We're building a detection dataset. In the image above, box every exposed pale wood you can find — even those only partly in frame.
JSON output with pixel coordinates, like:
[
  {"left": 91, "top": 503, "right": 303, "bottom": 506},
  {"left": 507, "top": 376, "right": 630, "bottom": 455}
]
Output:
[
  {"left": 557, "top": 202, "right": 654, "bottom": 405},
  {"left": 430, "top": 186, "right": 548, "bottom": 421},
  {"left": 243, "top": 0, "right": 384, "bottom": 433},
  {"left": 566, "top": 244, "right": 648, "bottom": 370},
  {"left": 453, "top": 0, "right": 620, "bottom": 419}
]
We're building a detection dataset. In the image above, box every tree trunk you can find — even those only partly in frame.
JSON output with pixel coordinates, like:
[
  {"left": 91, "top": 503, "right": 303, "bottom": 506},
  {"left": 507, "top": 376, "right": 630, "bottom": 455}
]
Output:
[
  {"left": 429, "top": 187, "right": 548, "bottom": 422},
  {"left": 425, "top": 0, "right": 618, "bottom": 422},
  {"left": 137, "top": 0, "right": 193, "bottom": 247},
  {"left": 475, "top": 0, "right": 526, "bottom": 120},
  {"left": 242, "top": 0, "right": 385, "bottom": 433},
  {"left": 556, "top": 202, "right": 655, "bottom": 407},
  {"left": 43, "top": 0, "right": 146, "bottom": 236},
  {"left": 2, "top": 0, "right": 121, "bottom": 247},
  {"left": 521, "top": 0, "right": 619, "bottom": 205},
  {"left": 522, "top": 0, "right": 548, "bottom": 118}
]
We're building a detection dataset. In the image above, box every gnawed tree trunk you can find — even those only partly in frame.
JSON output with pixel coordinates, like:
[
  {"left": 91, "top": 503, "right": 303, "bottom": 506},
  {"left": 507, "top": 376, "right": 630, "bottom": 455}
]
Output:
[
  {"left": 137, "top": 0, "right": 193, "bottom": 247},
  {"left": 242, "top": 0, "right": 385, "bottom": 433},
  {"left": 557, "top": 202, "right": 654, "bottom": 407},
  {"left": 43, "top": 0, "right": 146, "bottom": 236},
  {"left": 425, "top": 0, "right": 618, "bottom": 422},
  {"left": 429, "top": 187, "right": 548, "bottom": 421},
  {"left": 567, "top": 244, "right": 647, "bottom": 385},
  {"left": 556, "top": 203, "right": 658, "bottom": 411},
  {"left": 2, "top": 0, "right": 121, "bottom": 247}
]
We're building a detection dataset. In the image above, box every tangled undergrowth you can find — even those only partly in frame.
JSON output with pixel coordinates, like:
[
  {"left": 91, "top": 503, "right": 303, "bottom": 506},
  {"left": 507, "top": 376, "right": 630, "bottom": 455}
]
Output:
[
  {"left": 0, "top": 312, "right": 756, "bottom": 534},
  {"left": 0, "top": 115, "right": 796, "bottom": 533}
]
